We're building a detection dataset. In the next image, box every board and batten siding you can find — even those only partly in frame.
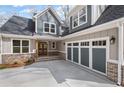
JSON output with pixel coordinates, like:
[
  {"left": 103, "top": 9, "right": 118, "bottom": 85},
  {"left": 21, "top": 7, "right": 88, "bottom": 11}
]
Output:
[
  {"left": 59, "top": 28, "right": 118, "bottom": 60},
  {"left": 36, "top": 10, "right": 60, "bottom": 36}
]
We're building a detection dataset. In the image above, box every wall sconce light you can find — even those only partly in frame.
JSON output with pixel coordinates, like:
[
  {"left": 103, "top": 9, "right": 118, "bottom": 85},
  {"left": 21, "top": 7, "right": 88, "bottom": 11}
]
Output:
[
  {"left": 63, "top": 43, "right": 65, "bottom": 45},
  {"left": 110, "top": 36, "right": 116, "bottom": 44}
]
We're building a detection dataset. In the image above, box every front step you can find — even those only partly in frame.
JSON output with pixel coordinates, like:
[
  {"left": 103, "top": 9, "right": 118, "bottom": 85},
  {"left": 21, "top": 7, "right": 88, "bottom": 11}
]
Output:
[{"left": 36, "top": 56, "right": 60, "bottom": 62}]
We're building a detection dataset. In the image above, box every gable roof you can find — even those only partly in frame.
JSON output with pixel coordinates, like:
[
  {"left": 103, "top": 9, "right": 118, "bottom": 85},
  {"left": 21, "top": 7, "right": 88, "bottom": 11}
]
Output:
[
  {"left": 33, "top": 7, "right": 62, "bottom": 24},
  {"left": 95, "top": 5, "right": 124, "bottom": 26},
  {"left": 0, "top": 15, "right": 35, "bottom": 36}
]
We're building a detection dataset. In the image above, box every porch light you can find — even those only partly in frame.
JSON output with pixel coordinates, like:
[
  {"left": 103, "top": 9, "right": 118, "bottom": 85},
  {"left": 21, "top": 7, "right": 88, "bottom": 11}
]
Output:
[{"left": 110, "top": 36, "right": 116, "bottom": 44}]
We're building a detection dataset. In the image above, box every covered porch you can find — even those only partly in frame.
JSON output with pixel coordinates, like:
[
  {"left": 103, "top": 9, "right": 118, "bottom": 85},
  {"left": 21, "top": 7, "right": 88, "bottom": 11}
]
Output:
[{"left": 34, "top": 35, "right": 65, "bottom": 61}]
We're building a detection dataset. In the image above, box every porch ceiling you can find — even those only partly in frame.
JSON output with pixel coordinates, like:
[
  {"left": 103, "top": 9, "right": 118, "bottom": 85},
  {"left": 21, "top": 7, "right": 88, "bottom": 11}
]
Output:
[{"left": 34, "top": 34, "right": 62, "bottom": 41}]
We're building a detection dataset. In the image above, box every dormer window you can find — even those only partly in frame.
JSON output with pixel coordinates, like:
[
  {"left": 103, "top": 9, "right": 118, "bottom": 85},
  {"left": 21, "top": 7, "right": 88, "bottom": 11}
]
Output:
[
  {"left": 72, "top": 6, "right": 87, "bottom": 28},
  {"left": 43, "top": 22, "right": 56, "bottom": 34}
]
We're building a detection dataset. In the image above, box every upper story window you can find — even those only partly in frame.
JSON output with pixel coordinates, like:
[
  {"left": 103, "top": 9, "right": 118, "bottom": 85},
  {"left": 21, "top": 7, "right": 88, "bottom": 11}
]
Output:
[
  {"left": 43, "top": 22, "right": 56, "bottom": 34},
  {"left": 72, "top": 6, "right": 87, "bottom": 28}
]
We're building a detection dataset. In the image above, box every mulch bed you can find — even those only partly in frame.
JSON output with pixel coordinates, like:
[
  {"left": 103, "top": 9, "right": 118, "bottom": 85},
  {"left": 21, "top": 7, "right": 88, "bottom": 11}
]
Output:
[
  {"left": 0, "top": 64, "right": 23, "bottom": 69},
  {"left": 0, "top": 61, "right": 34, "bottom": 69}
]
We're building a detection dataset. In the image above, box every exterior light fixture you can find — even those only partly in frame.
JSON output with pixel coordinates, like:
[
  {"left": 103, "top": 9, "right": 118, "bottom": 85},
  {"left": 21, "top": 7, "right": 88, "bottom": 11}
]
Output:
[{"left": 110, "top": 36, "right": 116, "bottom": 44}]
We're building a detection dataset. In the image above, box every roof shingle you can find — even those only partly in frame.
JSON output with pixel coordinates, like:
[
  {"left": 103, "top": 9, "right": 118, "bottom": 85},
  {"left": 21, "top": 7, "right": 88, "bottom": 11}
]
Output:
[{"left": 0, "top": 15, "right": 35, "bottom": 36}]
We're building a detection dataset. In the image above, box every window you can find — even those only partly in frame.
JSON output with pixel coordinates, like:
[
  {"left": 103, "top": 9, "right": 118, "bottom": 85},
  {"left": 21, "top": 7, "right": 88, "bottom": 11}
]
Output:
[
  {"left": 92, "top": 40, "right": 106, "bottom": 46},
  {"left": 72, "top": 6, "right": 87, "bottom": 28},
  {"left": 79, "top": 7, "right": 86, "bottom": 25},
  {"left": 44, "top": 22, "right": 56, "bottom": 34},
  {"left": 22, "top": 40, "right": 29, "bottom": 53},
  {"left": 81, "top": 42, "right": 89, "bottom": 46},
  {"left": 12, "top": 40, "right": 29, "bottom": 53},
  {"left": 73, "top": 43, "right": 79, "bottom": 46},
  {"left": 51, "top": 42, "right": 56, "bottom": 49},
  {"left": 67, "top": 43, "right": 72, "bottom": 46},
  {"left": 13, "top": 40, "right": 21, "bottom": 53},
  {"left": 73, "top": 14, "right": 78, "bottom": 27}
]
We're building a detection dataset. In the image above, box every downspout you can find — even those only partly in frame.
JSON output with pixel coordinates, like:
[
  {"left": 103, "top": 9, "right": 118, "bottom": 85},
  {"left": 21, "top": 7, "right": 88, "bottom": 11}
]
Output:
[{"left": 117, "top": 22, "right": 123, "bottom": 85}]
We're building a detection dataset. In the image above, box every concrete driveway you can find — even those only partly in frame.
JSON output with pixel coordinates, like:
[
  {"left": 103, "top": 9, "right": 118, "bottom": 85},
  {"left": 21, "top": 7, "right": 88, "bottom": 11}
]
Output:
[{"left": 0, "top": 60, "right": 117, "bottom": 87}]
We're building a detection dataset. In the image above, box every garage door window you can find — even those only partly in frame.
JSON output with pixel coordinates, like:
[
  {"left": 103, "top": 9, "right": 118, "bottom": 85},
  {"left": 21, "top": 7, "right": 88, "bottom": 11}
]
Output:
[
  {"left": 92, "top": 40, "right": 106, "bottom": 46},
  {"left": 73, "top": 43, "right": 79, "bottom": 46}
]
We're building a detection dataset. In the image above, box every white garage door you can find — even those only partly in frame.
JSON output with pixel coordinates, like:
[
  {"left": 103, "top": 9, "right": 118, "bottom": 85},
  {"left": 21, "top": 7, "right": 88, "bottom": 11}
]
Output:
[{"left": 66, "top": 38, "right": 108, "bottom": 74}]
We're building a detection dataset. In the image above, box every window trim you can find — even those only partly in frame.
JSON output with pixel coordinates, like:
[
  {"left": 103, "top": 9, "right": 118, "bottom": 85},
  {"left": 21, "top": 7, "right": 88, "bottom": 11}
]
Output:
[
  {"left": 43, "top": 22, "right": 56, "bottom": 34},
  {"left": 11, "top": 39, "right": 30, "bottom": 54},
  {"left": 72, "top": 6, "right": 87, "bottom": 29},
  {"left": 51, "top": 41, "right": 56, "bottom": 49}
]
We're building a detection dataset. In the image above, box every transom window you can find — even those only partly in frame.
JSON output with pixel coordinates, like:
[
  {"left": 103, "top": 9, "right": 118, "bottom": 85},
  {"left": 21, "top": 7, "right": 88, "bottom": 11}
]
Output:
[
  {"left": 81, "top": 42, "right": 89, "bottom": 46},
  {"left": 12, "top": 40, "right": 29, "bottom": 53},
  {"left": 43, "top": 22, "right": 56, "bottom": 34},
  {"left": 92, "top": 40, "right": 106, "bottom": 46},
  {"left": 72, "top": 6, "right": 87, "bottom": 28}
]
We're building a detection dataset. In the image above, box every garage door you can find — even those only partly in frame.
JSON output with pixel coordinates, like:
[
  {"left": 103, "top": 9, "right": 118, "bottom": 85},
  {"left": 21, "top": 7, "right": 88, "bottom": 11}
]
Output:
[
  {"left": 92, "top": 40, "right": 107, "bottom": 73},
  {"left": 80, "top": 41, "right": 89, "bottom": 67},
  {"left": 67, "top": 43, "right": 72, "bottom": 61},
  {"left": 66, "top": 38, "right": 107, "bottom": 74},
  {"left": 73, "top": 43, "right": 79, "bottom": 63}
]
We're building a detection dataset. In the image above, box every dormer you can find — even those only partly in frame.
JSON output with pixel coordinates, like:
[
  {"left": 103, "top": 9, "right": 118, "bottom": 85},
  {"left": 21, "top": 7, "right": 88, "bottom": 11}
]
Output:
[
  {"left": 68, "top": 5, "right": 92, "bottom": 33},
  {"left": 33, "top": 7, "right": 63, "bottom": 36}
]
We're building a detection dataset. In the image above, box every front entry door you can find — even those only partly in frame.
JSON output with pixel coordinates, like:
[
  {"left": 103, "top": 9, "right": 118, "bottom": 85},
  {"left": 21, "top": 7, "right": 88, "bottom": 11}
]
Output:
[{"left": 38, "top": 42, "right": 48, "bottom": 56}]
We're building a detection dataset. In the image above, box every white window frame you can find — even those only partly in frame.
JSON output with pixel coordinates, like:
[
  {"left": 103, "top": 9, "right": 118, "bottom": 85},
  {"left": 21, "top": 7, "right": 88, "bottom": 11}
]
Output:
[
  {"left": 43, "top": 22, "right": 56, "bottom": 34},
  {"left": 51, "top": 41, "right": 56, "bottom": 49},
  {"left": 72, "top": 6, "right": 87, "bottom": 29},
  {"left": 11, "top": 39, "right": 30, "bottom": 54}
]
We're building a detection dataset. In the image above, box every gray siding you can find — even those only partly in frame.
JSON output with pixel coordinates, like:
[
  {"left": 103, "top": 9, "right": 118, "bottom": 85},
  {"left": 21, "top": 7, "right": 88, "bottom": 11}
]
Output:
[
  {"left": 37, "top": 10, "right": 61, "bottom": 36},
  {"left": 69, "top": 5, "right": 92, "bottom": 33}
]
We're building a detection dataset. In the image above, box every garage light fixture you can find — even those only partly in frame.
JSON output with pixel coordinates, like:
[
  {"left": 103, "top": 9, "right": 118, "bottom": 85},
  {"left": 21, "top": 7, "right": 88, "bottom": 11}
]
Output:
[{"left": 110, "top": 36, "right": 116, "bottom": 44}]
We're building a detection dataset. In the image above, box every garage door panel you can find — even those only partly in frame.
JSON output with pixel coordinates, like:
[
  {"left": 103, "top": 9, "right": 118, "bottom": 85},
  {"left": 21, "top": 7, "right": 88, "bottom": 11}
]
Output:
[
  {"left": 73, "top": 48, "right": 79, "bottom": 63},
  {"left": 81, "top": 48, "right": 89, "bottom": 67},
  {"left": 92, "top": 48, "right": 106, "bottom": 73},
  {"left": 67, "top": 47, "right": 71, "bottom": 61}
]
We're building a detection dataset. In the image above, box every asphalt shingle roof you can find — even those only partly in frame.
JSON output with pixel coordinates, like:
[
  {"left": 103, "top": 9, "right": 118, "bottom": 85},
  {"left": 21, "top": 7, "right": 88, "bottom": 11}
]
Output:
[
  {"left": 1, "top": 6, "right": 124, "bottom": 37},
  {"left": 0, "top": 15, "right": 35, "bottom": 36},
  {"left": 95, "top": 5, "right": 124, "bottom": 26}
]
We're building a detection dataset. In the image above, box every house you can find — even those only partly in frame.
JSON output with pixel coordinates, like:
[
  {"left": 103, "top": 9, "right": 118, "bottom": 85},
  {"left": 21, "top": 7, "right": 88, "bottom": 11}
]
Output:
[{"left": 0, "top": 5, "right": 124, "bottom": 86}]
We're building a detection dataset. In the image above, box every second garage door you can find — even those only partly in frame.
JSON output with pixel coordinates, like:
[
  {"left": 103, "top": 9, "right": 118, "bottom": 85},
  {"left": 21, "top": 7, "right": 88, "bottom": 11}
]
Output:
[{"left": 66, "top": 38, "right": 108, "bottom": 74}]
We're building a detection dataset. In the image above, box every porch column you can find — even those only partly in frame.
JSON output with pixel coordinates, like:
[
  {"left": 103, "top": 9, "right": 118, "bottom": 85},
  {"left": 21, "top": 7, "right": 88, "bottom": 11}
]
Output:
[{"left": 118, "top": 22, "right": 124, "bottom": 85}]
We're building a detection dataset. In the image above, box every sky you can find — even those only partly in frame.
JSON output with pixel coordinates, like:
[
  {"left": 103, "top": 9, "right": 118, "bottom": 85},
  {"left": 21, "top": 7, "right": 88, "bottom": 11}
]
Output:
[{"left": 0, "top": 5, "right": 63, "bottom": 18}]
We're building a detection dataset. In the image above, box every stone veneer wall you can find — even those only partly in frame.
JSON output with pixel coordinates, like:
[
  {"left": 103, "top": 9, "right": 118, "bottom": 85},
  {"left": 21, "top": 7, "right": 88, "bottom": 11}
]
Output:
[
  {"left": 2, "top": 53, "right": 36, "bottom": 65},
  {"left": 107, "top": 62, "right": 118, "bottom": 82}
]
